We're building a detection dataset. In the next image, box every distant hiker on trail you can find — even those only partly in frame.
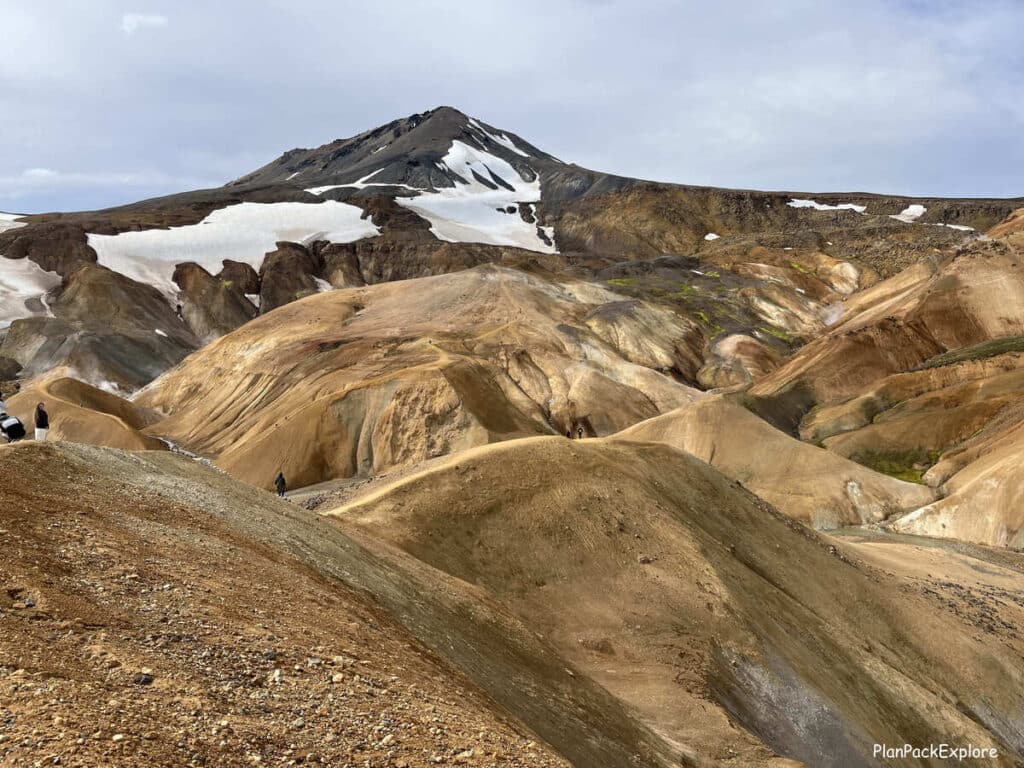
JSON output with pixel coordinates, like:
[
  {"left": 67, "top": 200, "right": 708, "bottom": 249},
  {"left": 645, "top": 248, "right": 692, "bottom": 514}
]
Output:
[
  {"left": 274, "top": 471, "right": 287, "bottom": 498},
  {"left": 577, "top": 426, "right": 584, "bottom": 439},
  {"left": 34, "top": 402, "right": 49, "bottom": 442},
  {"left": 1, "top": 412, "right": 26, "bottom": 443}
]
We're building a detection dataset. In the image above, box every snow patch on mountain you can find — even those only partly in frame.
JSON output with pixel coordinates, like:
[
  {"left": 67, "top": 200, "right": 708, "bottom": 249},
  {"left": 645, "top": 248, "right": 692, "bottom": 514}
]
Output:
[
  {"left": 87, "top": 201, "right": 379, "bottom": 296},
  {"left": 0, "top": 256, "right": 61, "bottom": 329},
  {"left": 396, "top": 140, "right": 556, "bottom": 253},
  {"left": 788, "top": 199, "right": 867, "bottom": 214},
  {"left": 467, "top": 118, "right": 530, "bottom": 158},
  {"left": 306, "top": 169, "right": 421, "bottom": 195},
  {"left": 890, "top": 204, "right": 926, "bottom": 223},
  {"left": 0, "top": 212, "right": 27, "bottom": 234}
]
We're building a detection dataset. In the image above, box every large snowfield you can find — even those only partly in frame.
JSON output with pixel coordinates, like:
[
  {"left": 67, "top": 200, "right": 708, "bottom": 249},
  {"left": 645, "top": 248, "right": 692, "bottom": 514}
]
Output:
[
  {"left": 87, "top": 201, "right": 380, "bottom": 295},
  {"left": 395, "top": 141, "right": 557, "bottom": 253}
]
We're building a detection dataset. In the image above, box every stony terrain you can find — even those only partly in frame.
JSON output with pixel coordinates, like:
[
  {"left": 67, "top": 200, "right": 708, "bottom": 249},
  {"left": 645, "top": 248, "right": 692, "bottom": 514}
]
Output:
[{"left": 0, "top": 441, "right": 571, "bottom": 768}]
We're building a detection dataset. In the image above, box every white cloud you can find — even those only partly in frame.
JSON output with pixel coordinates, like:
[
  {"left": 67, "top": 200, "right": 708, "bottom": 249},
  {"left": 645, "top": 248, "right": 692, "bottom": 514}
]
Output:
[
  {"left": 22, "top": 168, "right": 59, "bottom": 179},
  {"left": 0, "top": 167, "right": 220, "bottom": 204},
  {"left": 121, "top": 13, "right": 168, "bottom": 35}
]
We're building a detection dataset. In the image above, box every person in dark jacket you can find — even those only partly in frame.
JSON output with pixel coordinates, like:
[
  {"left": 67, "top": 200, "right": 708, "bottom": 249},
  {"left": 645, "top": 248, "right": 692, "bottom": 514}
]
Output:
[
  {"left": 274, "top": 471, "right": 287, "bottom": 498},
  {"left": 1, "top": 412, "right": 26, "bottom": 443},
  {"left": 34, "top": 402, "right": 49, "bottom": 442},
  {"left": 577, "top": 426, "right": 584, "bottom": 439}
]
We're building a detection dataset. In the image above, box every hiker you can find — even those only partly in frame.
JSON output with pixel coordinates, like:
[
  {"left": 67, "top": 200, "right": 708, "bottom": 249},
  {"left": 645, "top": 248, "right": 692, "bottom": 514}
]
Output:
[
  {"left": 274, "top": 471, "right": 287, "bottom": 498},
  {"left": 566, "top": 428, "right": 572, "bottom": 439},
  {"left": 577, "top": 426, "right": 584, "bottom": 439},
  {"left": 34, "top": 402, "right": 49, "bottom": 442},
  {"left": 1, "top": 412, "right": 26, "bottom": 443}
]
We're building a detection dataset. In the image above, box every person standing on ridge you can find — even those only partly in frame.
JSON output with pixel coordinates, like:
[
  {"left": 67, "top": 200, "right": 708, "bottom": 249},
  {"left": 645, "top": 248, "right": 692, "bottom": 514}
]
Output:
[
  {"left": 274, "top": 471, "right": 287, "bottom": 498},
  {"left": 577, "top": 426, "right": 584, "bottom": 439},
  {"left": 34, "top": 402, "right": 49, "bottom": 442}
]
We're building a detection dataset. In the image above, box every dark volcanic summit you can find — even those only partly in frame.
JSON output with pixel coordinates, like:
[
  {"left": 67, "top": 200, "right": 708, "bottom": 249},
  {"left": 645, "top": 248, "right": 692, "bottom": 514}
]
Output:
[{"left": 230, "top": 106, "right": 563, "bottom": 192}]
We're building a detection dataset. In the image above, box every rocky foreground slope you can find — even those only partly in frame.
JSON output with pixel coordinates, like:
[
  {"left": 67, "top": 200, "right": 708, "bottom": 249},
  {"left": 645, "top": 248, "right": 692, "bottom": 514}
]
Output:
[
  {"left": 0, "top": 441, "right": 570, "bottom": 768},
  {"left": 4, "top": 438, "right": 1024, "bottom": 767}
]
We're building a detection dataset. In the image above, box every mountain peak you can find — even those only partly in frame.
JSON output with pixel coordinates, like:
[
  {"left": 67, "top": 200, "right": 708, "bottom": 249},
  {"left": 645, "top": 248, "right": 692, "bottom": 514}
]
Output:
[{"left": 229, "top": 108, "right": 559, "bottom": 191}]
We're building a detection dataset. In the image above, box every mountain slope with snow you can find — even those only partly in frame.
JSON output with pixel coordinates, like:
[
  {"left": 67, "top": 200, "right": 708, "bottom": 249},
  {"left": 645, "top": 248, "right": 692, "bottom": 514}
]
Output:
[
  {"left": 87, "top": 200, "right": 380, "bottom": 295},
  {"left": 1, "top": 105, "right": 1022, "bottom": 396}
]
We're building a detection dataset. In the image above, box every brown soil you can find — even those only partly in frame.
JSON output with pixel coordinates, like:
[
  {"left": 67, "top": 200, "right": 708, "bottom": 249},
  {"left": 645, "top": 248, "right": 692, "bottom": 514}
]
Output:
[
  {"left": 0, "top": 441, "right": 569, "bottom": 767},
  {"left": 329, "top": 436, "right": 1024, "bottom": 766}
]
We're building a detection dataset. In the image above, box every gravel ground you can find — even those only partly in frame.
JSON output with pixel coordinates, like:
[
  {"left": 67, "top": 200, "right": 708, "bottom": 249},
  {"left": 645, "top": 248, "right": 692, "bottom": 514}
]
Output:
[{"left": 0, "top": 441, "right": 568, "bottom": 768}]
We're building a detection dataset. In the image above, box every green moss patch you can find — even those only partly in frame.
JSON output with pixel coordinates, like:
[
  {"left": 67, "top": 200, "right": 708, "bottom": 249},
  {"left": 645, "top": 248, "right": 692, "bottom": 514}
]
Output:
[
  {"left": 917, "top": 336, "right": 1024, "bottom": 370},
  {"left": 851, "top": 449, "right": 936, "bottom": 484}
]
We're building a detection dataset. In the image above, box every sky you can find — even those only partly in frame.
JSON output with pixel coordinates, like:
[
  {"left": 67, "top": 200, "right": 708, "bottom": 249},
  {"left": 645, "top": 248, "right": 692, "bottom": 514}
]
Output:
[{"left": 1, "top": 0, "right": 1022, "bottom": 213}]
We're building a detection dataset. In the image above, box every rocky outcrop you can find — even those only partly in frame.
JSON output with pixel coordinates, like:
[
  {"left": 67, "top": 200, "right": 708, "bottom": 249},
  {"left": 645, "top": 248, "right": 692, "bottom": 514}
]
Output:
[
  {"left": 0, "top": 222, "right": 97, "bottom": 276},
  {"left": 217, "top": 259, "right": 260, "bottom": 295},
  {"left": 258, "top": 242, "right": 324, "bottom": 313},
  {"left": 697, "top": 334, "right": 781, "bottom": 388},
  {"left": 173, "top": 262, "right": 256, "bottom": 341}
]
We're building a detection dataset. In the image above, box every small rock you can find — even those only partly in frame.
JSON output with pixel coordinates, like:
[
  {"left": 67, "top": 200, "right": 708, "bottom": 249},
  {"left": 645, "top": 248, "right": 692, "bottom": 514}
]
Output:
[
  {"left": 112, "top": 734, "right": 125, "bottom": 742},
  {"left": 638, "top": 554, "right": 654, "bottom": 564},
  {"left": 133, "top": 672, "right": 154, "bottom": 686}
]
